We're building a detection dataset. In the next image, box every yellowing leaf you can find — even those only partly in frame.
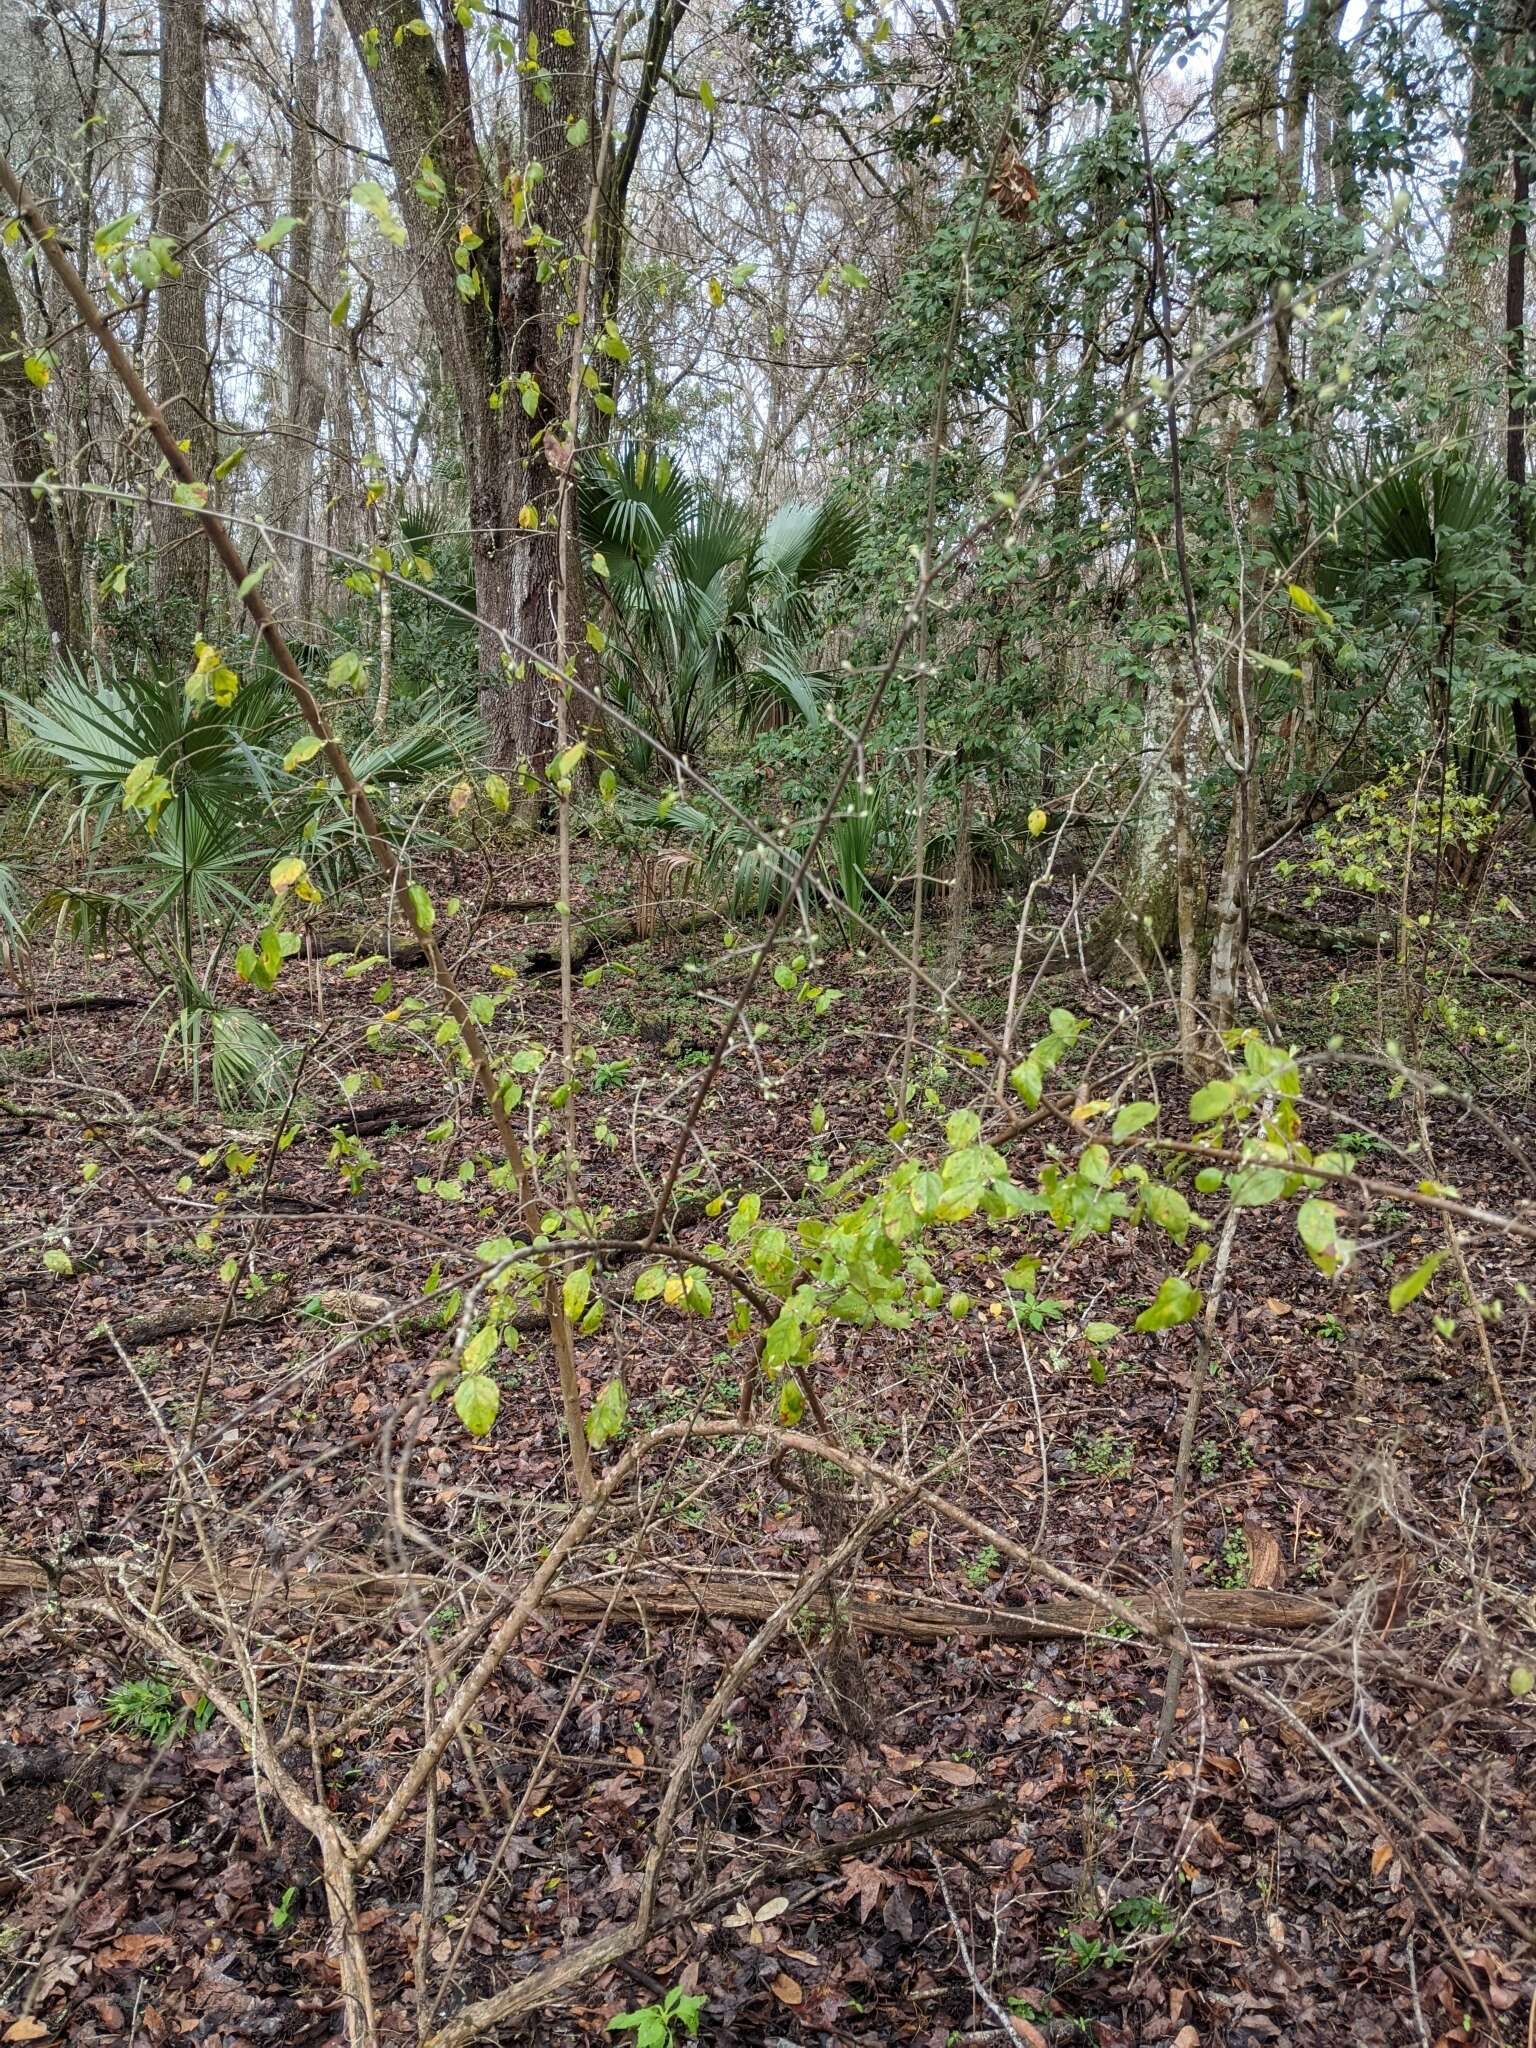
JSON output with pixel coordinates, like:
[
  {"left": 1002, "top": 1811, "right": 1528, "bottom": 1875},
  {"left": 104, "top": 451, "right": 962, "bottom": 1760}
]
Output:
[
  {"left": 563, "top": 1265, "right": 592, "bottom": 1319},
  {"left": 454, "top": 1373, "right": 499, "bottom": 1437},
  {"left": 585, "top": 1374, "right": 628, "bottom": 1448},
  {"left": 1388, "top": 1248, "right": 1444, "bottom": 1315},
  {"left": 256, "top": 213, "right": 302, "bottom": 251},
  {"left": 1027, "top": 806, "right": 1047, "bottom": 836},
  {"left": 1287, "top": 582, "right": 1334, "bottom": 628}
]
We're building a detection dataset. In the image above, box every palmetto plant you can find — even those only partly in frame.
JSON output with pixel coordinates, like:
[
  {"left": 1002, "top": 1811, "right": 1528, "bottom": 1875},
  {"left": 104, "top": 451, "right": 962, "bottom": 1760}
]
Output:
[
  {"left": 579, "top": 446, "right": 864, "bottom": 776},
  {"left": 6, "top": 653, "right": 481, "bottom": 1104},
  {"left": 1319, "top": 456, "right": 1517, "bottom": 797}
]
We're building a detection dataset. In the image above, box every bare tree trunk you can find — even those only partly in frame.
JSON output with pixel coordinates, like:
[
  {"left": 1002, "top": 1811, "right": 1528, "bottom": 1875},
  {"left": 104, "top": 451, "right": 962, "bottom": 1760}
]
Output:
[
  {"left": 1504, "top": 3, "right": 1536, "bottom": 825},
  {"left": 337, "top": 0, "right": 676, "bottom": 770},
  {"left": 150, "top": 0, "right": 214, "bottom": 644},
  {"left": 0, "top": 241, "right": 81, "bottom": 652},
  {"left": 267, "top": 0, "right": 334, "bottom": 634},
  {"left": 1205, "top": 0, "right": 1284, "bottom": 1038}
]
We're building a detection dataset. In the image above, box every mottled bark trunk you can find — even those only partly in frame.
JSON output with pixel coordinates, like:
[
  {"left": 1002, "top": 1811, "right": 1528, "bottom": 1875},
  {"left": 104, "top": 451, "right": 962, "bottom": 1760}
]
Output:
[
  {"left": 1205, "top": 0, "right": 1284, "bottom": 1039},
  {"left": 1503, "top": 8, "right": 1536, "bottom": 825},
  {"left": 150, "top": 0, "right": 214, "bottom": 643},
  {"left": 0, "top": 241, "right": 81, "bottom": 651},
  {"left": 267, "top": 0, "right": 334, "bottom": 634}
]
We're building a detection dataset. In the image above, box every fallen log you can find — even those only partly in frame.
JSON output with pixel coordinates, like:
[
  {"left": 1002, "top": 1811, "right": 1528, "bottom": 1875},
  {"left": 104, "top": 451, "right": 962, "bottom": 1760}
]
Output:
[
  {"left": 79, "top": 1289, "right": 296, "bottom": 1356},
  {"left": 0, "top": 992, "right": 141, "bottom": 1025},
  {"left": 0, "top": 1550, "right": 1335, "bottom": 1643}
]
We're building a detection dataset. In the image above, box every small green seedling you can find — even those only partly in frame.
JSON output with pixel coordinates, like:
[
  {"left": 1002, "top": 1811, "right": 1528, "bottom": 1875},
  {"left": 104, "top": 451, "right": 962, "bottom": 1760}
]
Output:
[
  {"left": 607, "top": 1985, "right": 707, "bottom": 2047},
  {"left": 105, "top": 1677, "right": 179, "bottom": 1743}
]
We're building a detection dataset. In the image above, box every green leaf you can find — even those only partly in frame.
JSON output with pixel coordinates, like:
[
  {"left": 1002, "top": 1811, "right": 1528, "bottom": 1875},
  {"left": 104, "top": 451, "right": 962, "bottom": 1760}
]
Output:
[
  {"left": 778, "top": 1378, "right": 805, "bottom": 1424},
  {"left": 945, "top": 1108, "right": 981, "bottom": 1147},
  {"left": 586, "top": 1375, "right": 629, "bottom": 1448},
  {"left": 350, "top": 178, "right": 407, "bottom": 246},
  {"left": 1077, "top": 1142, "right": 1110, "bottom": 1186},
  {"left": 1143, "top": 1183, "right": 1192, "bottom": 1240},
  {"left": 1111, "top": 1100, "right": 1157, "bottom": 1141},
  {"left": 1230, "top": 1164, "right": 1287, "bottom": 1207},
  {"left": 1009, "top": 1057, "right": 1042, "bottom": 1106},
  {"left": 462, "top": 1324, "right": 498, "bottom": 1372},
  {"left": 763, "top": 1306, "right": 803, "bottom": 1369},
  {"left": 454, "top": 1373, "right": 500, "bottom": 1436},
  {"left": 256, "top": 214, "right": 302, "bottom": 252},
  {"left": 1189, "top": 1080, "right": 1235, "bottom": 1122},
  {"left": 43, "top": 1247, "right": 73, "bottom": 1275},
  {"left": 563, "top": 1265, "right": 592, "bottom": 1319},
  {"left": 1296, "top": 1196, "right": 1351, "bottom": 1276},
  {"left": 283, "top": 734, "right": 326, "bottom": 772},
  {"left": 1389, "top": 1249, "right": 1444, "bottom": 1315},
  {"left": 407, "top": 882, "right": 435, "bottom": 933},
  {"left": 634, "top": 1265, "right": 666, "bottom": 1301},
  {"left": 699, "top": 77, "right": 716, "bottom": 111},
  {"left": 1135, "top": 1274, "right": 1203, "bottom": 1332},
  {"left": 328, "top": 649, "right": 366, "bottom": 691}
]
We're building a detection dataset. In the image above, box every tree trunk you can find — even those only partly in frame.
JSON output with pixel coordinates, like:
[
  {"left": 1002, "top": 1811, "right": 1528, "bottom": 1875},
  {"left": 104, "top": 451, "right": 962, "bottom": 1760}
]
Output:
[
  {"left": 150, "top": 0, "right": 214, "bottom": 644},
  {"left": 0, "top": 241, "right": 81, "bottom": 652},
  {"left": 266, "top": 0, "right": 334, "bottom": 635},
  {"left": 337, "top": 0, "right": 677, "bottom": 769},
  {"left": 1205, "top": 0, "right": 1285, "bottom": 1038},
  {"left": 1504, "top": 6, "right": 1536, "bottom": 825}
]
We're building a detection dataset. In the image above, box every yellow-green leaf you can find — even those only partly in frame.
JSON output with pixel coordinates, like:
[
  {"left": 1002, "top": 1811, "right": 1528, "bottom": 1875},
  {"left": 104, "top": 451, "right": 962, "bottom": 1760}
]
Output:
[{"left": 454, "top": 1373, "right": 499, "bottom": 1436}]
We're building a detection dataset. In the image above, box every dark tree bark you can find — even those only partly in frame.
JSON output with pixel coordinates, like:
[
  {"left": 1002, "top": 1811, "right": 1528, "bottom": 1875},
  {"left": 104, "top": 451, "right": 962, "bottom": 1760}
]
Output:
[
  {"left": 0, "top": 239, "right": 81, "bottom": 652},
  {"left": 335, "top": 0, "right": 679, "bottom": 767},
  {"left": 1505, "top": 0, "right": 1536, "bottom": 825},
  {"left": 150, "top": 0, "right": 215, "bottom": 642}
]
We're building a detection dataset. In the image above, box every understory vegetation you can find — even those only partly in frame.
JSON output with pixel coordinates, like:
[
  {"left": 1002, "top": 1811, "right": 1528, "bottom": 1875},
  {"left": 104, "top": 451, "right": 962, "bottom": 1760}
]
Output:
[{"left": 1, "top": 0, "right": 1535, "bottom": 2042}]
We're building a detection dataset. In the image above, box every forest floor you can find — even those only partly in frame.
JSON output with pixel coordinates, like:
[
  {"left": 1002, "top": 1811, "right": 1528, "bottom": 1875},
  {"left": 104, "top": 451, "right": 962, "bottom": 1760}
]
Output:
[{"left": 2, "top": 822, "right": 1535, "bottom": 2048}]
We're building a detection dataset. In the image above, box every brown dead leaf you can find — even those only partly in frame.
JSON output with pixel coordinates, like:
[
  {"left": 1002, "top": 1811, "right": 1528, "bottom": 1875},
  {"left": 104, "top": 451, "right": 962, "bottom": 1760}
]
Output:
[
  {"left": 834, "top": 1857, "right": 884, "bottom": 1923},
  {"left": 4, "top": 2022, "right": 51, "bottom": 2044},
  {"left": 1010, "top": 2019, "right": 1047, "bottom": 2047},
  {"left": 1370, "top": 1836, "right": 1393, "bottom": 1878},
  {"left": 95, "top": 1935, "right": 172, "bottom": 1969},
  {"left": 770, "top": 1972, "right": 803, "bottom": 2006},
  {"left": 624, "top": 1745, "right": 645, "bottom": 1768},
  {"left": 927, "top": 1759, "right": 978, "bottom": 1787},
  {"left": 1173, "top": 2029, "right": 1200, "bottom": 2048}
]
